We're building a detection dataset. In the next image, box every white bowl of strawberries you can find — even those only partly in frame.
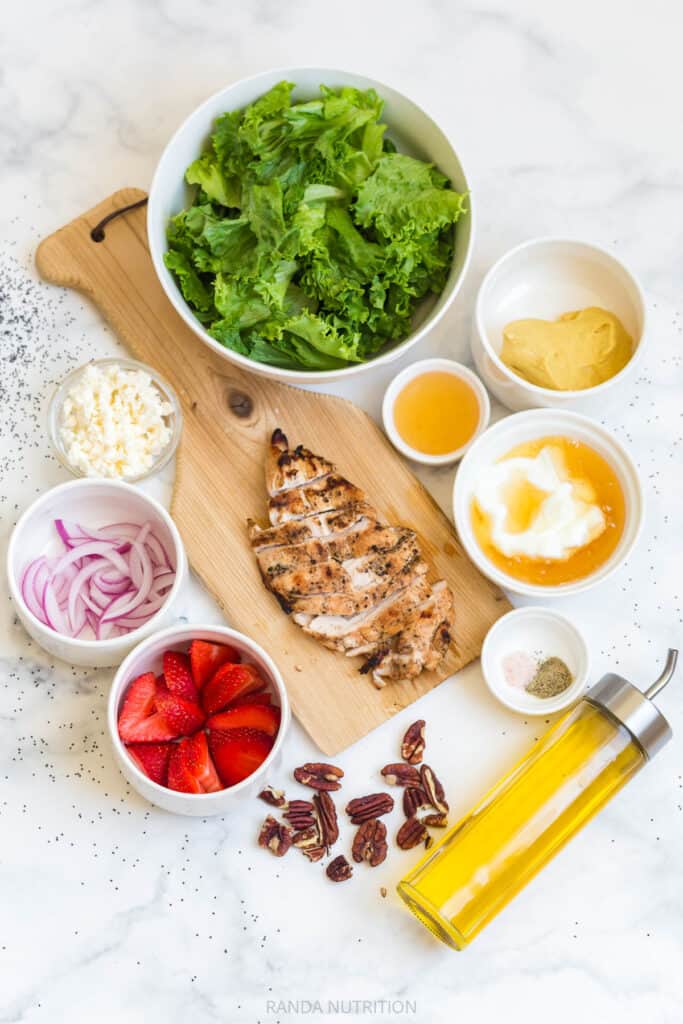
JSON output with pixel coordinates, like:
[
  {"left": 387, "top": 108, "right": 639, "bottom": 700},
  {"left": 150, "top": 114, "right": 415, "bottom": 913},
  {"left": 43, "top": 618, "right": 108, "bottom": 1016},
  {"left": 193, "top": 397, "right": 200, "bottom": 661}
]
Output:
[{"left": 108, "top": 624, "right": 290, "bottom": 815}]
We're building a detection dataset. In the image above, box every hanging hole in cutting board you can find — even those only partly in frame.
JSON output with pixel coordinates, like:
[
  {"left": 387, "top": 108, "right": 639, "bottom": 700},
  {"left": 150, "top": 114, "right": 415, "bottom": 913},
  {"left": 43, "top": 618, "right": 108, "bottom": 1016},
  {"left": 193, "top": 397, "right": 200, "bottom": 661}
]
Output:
[{"left": 89, "top": 197, "right": 149, "bottom": 242}]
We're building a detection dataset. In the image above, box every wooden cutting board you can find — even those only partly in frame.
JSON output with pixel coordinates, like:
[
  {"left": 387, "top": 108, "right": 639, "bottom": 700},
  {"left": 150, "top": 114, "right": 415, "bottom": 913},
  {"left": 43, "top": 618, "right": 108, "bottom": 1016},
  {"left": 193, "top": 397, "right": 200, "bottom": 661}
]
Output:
[{"left": 36, "top": 188, "right": 509, "bottom": 754}]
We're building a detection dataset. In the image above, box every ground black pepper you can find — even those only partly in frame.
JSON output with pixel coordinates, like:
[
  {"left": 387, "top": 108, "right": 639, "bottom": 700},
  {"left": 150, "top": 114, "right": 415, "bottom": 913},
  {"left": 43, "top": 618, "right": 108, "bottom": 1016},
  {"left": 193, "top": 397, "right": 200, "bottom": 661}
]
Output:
[{"left": 526, "top": 656, "right": 573, "bottom": 698}]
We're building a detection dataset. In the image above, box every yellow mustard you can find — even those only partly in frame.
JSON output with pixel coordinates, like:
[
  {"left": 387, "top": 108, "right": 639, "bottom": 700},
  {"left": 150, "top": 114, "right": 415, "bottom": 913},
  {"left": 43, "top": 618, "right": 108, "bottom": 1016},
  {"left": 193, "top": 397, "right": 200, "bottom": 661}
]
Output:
[{"left": 501, "top": 306, "right": 633, "bottom": 391}]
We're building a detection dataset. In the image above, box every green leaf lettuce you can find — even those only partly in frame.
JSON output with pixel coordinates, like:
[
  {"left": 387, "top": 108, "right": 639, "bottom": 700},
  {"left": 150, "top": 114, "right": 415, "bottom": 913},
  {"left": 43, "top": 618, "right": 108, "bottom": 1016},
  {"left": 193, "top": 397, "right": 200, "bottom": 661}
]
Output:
[{"left": 164, "top": 81, "right": 467, "bottom": 371}]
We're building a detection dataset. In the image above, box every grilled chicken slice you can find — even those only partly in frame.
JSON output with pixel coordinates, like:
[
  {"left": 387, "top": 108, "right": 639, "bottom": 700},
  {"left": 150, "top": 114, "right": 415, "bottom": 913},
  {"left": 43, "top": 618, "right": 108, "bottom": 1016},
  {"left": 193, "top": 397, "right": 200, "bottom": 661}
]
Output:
[
  {"left": 269, "top": 474, "right": 366, "bottom": 525},
  {"left": 277, "top": 555, "right": 427, "bottom": 617},
  {"left": 363, "top": 581, "right": 455, "bottom": 686},
  {"left": 296, "top": 576, "right": 433, "bottom": 654},
  {"left": 249, "top": 429, "right": 455, "bottom": 687},
  {"left": 265, "top": 530, "right": 421, "bottom": 600},
  {"left": 267, "top": 428, "right": 335, "bottom": 494},
  {"left": 252, "top": 522, "right": 409, "bottom": 580},
  {"left": 249, "top": 503, "right": 377, "bottom": 552}
]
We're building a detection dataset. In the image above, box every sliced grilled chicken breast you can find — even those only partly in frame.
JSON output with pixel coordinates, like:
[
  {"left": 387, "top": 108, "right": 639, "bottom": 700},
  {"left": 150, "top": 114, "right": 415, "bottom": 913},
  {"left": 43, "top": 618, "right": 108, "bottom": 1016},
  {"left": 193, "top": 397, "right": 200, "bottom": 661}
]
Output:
[{"left": 249, "top": 429, "right": 455, "bottom": 687}]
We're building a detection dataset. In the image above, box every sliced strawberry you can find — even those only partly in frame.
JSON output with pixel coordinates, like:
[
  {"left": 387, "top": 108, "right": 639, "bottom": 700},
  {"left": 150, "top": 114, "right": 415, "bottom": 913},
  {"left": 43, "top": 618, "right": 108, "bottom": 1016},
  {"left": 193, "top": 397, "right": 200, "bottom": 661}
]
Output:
[
  {"left": 184, "top": 732, "right": 222, "bottom": 792},
  {"left": 126, "top": 742, "right": 173, "bottom": 786},
  {"left": 189, "top": 639, "right": 241, "bottom": 689},
  {"left": 155, "top": 690, "right": 205, "bottom": 736},
  {"left": 206, "top": 703, "right": 280, "bottom": 738},
  {"left": 231, "top": 691, "right": 272, "bottom": 708},
  {"left": 167, "top": 733, "right": 223, "bottom": 794},
  {"left": 167, "top": 741, "right": 201, "bottom": 793},
  {"left": 208, "top": 727, "right": 273, "bottom": 787},
  {"left": 163, "top": 651, "right": 199, "bottom": 704},
  {"left": 117, "top": 672, "right": 177, "bottom": 743},
  {"left": 202, "top": 663, "right": 265, "bottom": 716}
]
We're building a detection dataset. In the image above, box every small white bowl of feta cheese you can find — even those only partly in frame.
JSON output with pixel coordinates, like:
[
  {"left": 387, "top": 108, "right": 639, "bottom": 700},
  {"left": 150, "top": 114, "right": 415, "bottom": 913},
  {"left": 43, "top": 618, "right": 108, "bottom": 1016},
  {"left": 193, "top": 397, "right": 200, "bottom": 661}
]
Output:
[{"left": 48, "top": 358, "right": 182, "bottom": 482}]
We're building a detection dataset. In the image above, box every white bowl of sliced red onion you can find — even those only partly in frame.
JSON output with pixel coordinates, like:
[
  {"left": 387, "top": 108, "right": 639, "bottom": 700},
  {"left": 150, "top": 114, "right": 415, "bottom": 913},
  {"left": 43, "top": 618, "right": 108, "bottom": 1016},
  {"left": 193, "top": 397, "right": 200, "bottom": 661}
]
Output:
[{"left": 7, "top": 479, "right": 187, "bottom": 667}]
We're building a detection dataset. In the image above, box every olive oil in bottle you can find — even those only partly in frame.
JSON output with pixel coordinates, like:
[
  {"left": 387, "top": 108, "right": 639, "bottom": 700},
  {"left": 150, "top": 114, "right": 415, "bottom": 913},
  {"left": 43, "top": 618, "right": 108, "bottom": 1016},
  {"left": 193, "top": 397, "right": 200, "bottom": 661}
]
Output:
[{"left": 398, "top": 650, "right": 677, "bottom": 950}]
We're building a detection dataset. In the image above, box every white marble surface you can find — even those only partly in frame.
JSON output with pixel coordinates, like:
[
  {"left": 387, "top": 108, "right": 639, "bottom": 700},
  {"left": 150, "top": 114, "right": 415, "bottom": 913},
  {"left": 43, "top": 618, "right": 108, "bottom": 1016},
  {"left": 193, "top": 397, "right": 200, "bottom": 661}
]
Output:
[{"left": 1, "top": 2, "right": 682, "bottom": 1022}]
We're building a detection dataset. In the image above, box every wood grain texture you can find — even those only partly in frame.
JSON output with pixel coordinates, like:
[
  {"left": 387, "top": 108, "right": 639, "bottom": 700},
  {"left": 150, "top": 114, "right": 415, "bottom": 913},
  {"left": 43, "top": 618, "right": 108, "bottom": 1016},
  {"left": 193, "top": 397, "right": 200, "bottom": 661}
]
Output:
[{"left": 35, "top": 189, "right": 510, "bottom": 754}]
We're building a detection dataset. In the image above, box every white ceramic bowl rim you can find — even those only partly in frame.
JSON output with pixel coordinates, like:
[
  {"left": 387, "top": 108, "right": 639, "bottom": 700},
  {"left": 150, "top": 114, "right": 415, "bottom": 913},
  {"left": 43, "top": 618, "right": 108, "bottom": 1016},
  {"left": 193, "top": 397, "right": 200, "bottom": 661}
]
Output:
[
  {"left": 7, "top": 478, "right": 185, "bottom": 649},
  {"left": 453, "top": 408, "right": 644, "bottom": 598},
  {"left": 147, "top": 65, "right": 475, "bottom": 383},
  {"left": 475, "top": 237, "right": 647, "bottom": 399},
  {"left": 108, "top": 624, "right": 290, "bottom": 801},
  {"left": 382, "top": 357, "right": 490, "bottom": 464}
]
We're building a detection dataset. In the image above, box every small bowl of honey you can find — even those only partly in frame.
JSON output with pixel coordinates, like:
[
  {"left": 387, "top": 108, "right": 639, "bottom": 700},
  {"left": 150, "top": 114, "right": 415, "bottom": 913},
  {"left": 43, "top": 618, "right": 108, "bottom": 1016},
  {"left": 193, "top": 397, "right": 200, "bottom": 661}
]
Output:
[{"left": 382, "top": 358, "right": 490, "bottom": 466}]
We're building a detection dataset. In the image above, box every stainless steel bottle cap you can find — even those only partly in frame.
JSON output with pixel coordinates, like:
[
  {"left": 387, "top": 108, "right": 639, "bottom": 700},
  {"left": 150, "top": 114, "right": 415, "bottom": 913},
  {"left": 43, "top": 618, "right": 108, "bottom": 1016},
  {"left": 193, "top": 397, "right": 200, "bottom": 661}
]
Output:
[{"left": 586, "top": 649, "right": 678, "bottom": 759}]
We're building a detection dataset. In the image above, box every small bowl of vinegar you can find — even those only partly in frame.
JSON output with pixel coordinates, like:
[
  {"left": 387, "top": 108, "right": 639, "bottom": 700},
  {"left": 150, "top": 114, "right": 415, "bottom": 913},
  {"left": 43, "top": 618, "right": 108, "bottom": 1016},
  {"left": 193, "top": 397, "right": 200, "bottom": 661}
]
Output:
[{"left": 383, "top": 358, "right": 490, "bottom": 466}]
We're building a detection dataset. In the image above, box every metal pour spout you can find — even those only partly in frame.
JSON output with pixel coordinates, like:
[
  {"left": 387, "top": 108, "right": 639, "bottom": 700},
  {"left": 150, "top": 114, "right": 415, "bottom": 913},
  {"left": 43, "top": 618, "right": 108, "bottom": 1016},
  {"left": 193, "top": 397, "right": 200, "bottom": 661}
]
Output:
[{"left": 644, "top": 648, "right": 679, "bottom": 700}]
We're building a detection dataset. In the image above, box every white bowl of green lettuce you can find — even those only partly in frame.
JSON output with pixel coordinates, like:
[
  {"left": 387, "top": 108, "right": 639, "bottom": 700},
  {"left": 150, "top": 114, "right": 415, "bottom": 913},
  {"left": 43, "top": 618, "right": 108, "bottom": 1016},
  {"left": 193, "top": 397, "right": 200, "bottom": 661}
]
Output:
[{"left": 148, "top": 68, "right": 473, "bottom": 383}]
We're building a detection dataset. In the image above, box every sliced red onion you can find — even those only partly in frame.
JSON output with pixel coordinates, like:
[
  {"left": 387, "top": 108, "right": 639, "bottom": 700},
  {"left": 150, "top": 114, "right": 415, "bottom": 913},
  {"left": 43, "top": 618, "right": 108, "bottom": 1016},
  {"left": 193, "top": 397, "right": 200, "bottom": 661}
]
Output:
[
  {"left": 70, "top": 594, "right": 87, "bottom": 636},
  {"left": 52, "top": 541, "right": 129, "bottom": 578},
  {"left": 114, "top": 593, "right": 169, "bottom": 627},
  {"left": 91, "top": 570, "right": 130, "bottom": 595},
  {"left": 150, "top": 570, "right": 176, "bottom": 591},
  {"left": 42, "top": 579, "right": 69, "bottom": 634},
  {"left": 21, "top": 519, "right": 176, "bottom": 641},
  {"left": 55, "top": 519, "right": 111, "bottom": 546},
  {"left": 52, "top": 561, "right": 79, "bottom": 603},
  {"left": 21, "top": 559, "right": 48, "bottom": 621}
]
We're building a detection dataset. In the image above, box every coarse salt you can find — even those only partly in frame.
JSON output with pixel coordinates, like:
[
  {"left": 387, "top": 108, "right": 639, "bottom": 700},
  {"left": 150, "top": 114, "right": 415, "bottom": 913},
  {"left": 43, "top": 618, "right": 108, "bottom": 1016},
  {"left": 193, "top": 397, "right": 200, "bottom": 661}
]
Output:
[{"left": 502, "top": 650, "right": 538, "bottom": 690}]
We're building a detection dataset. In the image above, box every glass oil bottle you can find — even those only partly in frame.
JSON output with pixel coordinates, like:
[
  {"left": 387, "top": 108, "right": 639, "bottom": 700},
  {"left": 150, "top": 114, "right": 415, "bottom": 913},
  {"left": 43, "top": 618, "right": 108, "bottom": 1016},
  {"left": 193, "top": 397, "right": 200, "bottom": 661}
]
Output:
[{"left": 397, "top": 649, "right": 677, "bottom": 950}]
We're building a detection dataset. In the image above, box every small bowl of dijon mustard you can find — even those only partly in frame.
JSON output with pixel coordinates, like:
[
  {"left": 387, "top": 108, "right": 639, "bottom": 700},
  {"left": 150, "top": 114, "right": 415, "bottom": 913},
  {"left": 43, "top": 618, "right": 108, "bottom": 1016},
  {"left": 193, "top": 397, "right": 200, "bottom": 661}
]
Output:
[{"left": 471, "top": 238, "right": 646, "bottom": 414}]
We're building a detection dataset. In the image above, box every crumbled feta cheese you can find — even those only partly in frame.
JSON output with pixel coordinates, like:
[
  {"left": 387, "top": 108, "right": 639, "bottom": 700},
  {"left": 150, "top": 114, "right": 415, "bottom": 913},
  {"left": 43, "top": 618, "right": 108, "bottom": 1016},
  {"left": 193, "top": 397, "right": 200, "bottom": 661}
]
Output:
[{"left": 59, "top": 363, "right": 173, "bottom": 479}]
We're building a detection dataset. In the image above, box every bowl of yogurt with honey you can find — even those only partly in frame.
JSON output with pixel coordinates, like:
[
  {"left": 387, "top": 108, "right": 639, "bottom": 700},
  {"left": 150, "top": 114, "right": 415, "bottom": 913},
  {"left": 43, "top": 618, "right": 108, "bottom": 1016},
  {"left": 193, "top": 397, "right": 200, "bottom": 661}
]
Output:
[{"left": 453, "top": 409, "right": 643, "bottom": 596}]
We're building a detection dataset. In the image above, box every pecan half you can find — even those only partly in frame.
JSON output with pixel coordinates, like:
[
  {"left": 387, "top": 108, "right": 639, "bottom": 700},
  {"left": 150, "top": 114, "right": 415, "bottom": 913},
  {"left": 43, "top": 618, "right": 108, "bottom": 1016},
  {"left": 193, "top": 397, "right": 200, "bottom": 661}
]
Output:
[
  {"left": 396, "top": 816, "right": 429, "bottom": 851},
  {"left": 381, "top": 763, "right": 421, "bottom": 787},
  {"left": 326, "top": 855, "right": 353, "bottom": 882},
  {"left": 257, "top": 815, "right": 293, "bottom": 857},
  {"left": 301, "top": 843, "right": 326, "bottom": 863},
  {"left": 292, "top": 826, "right": 326, "bottom": 862},
  {"left": 314, "top": 791, "right": 339, "bottom": 849},
  {"left": 283, "top": 799, "right": 316, "bottom": 830},
  {"left": 403, "top": 786, "right": 430, "bottom": 818},
  {"left": 292, "top": 825, "right": 318, "bottom": 848},
  {"left": 345, "top": 792, "right": 394, "bottom": 825},
  {"left": 420, "top": 764, "right": 449, "bottom": 814},
  {"left": 352, "top": 818, "right": 388, "bottom": 867},
  {"left": 421, "top": 811, "right": 448, "bottom": 828},
  {"left": 401, "top": 720, "right": 426, "bottom": 765},
  {"left": 294, "top": 762, "right": 344, "bottom": 791},
  {"left": 258, "top": 785, "right": 287, "bottom": 808}
]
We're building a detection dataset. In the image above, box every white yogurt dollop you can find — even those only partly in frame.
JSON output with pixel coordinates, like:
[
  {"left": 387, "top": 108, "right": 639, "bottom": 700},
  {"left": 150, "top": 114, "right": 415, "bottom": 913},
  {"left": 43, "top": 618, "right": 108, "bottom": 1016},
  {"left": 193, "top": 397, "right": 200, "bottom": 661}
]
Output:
[{"left": 474, "top": 446, "right": 605, "bottom": 560}]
